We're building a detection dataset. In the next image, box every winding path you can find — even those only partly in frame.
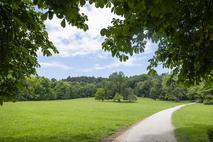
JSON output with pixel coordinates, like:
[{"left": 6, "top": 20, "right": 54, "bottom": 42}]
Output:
[{"left": 113, "top": 103, "right": 193, "bottom": 142}]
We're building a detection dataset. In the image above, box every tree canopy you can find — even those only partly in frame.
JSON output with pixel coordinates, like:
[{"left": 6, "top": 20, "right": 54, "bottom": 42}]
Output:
[
  {"left": 11, "top": 72, "right": 212, "bottom": 104},
  {"left": 101, "top": 0, "right": 213, "bottom": 84},
  {"left": 0, "top": 0, "right": 212, "bottom": 103}
]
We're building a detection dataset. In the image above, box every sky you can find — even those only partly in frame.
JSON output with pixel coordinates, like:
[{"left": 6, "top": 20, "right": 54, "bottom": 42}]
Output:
[{"left": 37, "top": 4, "right": 170, "bottom": 79}]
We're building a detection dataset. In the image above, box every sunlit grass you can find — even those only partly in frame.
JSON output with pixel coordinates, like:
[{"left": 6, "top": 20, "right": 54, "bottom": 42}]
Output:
[
  {"left": 173, "top": 103, "right": 213, "bottom": 142},
  {"left": 0, "top": 98, "right": 185, "bottom": 142}
]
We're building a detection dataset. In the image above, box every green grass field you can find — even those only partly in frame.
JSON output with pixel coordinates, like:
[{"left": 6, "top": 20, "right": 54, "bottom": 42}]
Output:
[
  {"left": 0, "top": 98, "right": 184, "bottom": 142},
  {"left": 173, "top": 103, "right": 213, "bottom": 142}
]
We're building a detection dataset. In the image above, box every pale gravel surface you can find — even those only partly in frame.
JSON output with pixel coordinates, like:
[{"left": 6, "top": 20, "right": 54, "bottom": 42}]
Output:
[{"left": 113, "top": 103, "right": 194, "bottom": 142}]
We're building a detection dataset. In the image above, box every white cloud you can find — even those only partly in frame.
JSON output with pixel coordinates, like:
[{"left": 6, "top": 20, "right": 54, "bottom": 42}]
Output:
[
  {"left": 43, "top": 4, "right": 121, "bottom": 57},
  {"left": 42, "top": 4, "right": 156, "bottom": 60},
  {"left": 40, "top": 62, "right": 72, "bottom": 70},
  {"left": 83, "top": 56, "right": 143, "bottom": 72}
]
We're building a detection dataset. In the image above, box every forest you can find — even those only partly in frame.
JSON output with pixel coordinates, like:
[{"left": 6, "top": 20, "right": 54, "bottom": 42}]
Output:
[{"left": 17, "top": 72, "right": 213, "bottom": 104}]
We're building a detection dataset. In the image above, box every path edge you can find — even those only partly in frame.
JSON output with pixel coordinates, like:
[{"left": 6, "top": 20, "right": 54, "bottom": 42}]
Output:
[{"left": 101, "top": 102, "right": 195, "bottom": 142}]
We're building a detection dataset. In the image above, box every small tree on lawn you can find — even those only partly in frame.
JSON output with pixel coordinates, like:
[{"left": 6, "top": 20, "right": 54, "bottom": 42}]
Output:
[
  {"left": 127, "top": 89, "right": 137, "bottom": 102},
  {"left": 149, "top": 87, "right": 158, "bottom": 100},
  {"left": 123, "top": 88, "right": 132, "bottom": 100},
  {"left": 113, "top": 93, "right": 123, "bottom": 102},
  {"left": 95, "top": 88, "right": 106, "bottom": 101},
  {"left": 127, "top": 94, "right": 137, "bottom": 102}
]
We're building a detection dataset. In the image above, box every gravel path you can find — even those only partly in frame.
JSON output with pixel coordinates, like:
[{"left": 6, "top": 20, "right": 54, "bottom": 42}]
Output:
[{"left": 113, "top": 104, "right": 193, "bottom": 142}]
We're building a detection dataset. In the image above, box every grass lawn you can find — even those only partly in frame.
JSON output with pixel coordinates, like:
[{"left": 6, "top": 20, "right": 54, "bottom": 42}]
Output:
[
  {"left": 173, "top": 103, "right": 213, "bottom": 142},
  {"left": 0, "top": 98, "right": 185, "bottom": 142}
]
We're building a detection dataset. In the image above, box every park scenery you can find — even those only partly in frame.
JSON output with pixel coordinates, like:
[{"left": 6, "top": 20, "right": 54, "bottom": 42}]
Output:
[{"left": 0, "top": 0, "right": 213, "bottom": 142}]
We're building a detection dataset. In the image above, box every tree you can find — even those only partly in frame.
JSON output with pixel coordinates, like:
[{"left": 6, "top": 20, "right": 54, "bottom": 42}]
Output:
[
  {"left": 113, "top": 93, "right": 123, "bottom": 102},
  {"left": 109, "top": 72, "right": 126, "bottom": 95},
  {"left": 135, "top": 80, "right": 153, "bottom": 97},
  {"left": 123, "top": 88, "right": 132, "bottom": 100},
  {"left": 100, "top": 0, "right": 213, "bottom": 84},
  {"left": 95, "top": 88, "right": 106, "bottom": 101},
  {"left": 125, "top": 88, "right": 137, "bottom": 102},
  {"left": 149, "top": 77, "right": 162, "bottom": 100},
  {"left": 54, "top": 81, "right": 72, "bottom": 100},
  {"left": 149, "top": 88, "right": 158, "bottom": 100},
  {"left": 162, "top": 74, "right": 187, "bottom": 101},
  {"left": 102, "top": 80, "right": 116, "bottom": 100},
  {"left": 0, "top": 0, "right": 87, "bottom": 104},
  {"left": 1, "top": 0, "right": 212, "bottom": 103},
  {"left": 0, "top": 0, "right": 59, "bottom": 104},
  {"left": 187, "top": 81, "right": 213, "bottom": 104},
  {"left": 127, "top": 74, "right": 150, "bottom": 89},
  {"left": 127, "top": 94, "right": 138, "bottom": 103},
  {"left": 82, "top": 83, "right": 96, "bottom": 98}
]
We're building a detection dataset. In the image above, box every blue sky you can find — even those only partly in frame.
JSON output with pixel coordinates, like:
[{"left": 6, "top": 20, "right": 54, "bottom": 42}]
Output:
[{"left": 37, "top": 4, "right": 169, "bottom": 79}]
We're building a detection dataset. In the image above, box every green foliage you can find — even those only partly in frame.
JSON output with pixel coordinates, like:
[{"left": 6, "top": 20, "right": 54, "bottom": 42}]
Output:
[
  {"left": 102, "top": 80, "right": 116, "bottom": 100},
  {"left": 135, "top": 80, "right": 153, "bottom": 97},
  {"left": 13, "top": 72, "right": 200, "bottom": 103},
  {"left": 54, "top": 81, "right": 72, "bottom": 99},
  {"left": 127, "top": 94, "right": 137, "bottom": 103},
  {"left": 109, "top": 72, "right": 126, "bottom": 95},
  {"left": 0, "top": 0, "right": 88, "bottom": 103},
  {"left": 65, "top": 76, "right": 105, "bottom": 84},
  {"left": 100, "top": 72, "right": 127, "bottom": 101},
  {"left": 123, "top": 88, "right": 132, "bottom": 100},
  {"left": 1, "top": 0, "right": 212, "bottom": 103},
  {"left": 162, "top": 75, "right": 187, "bottom": 101},
  {"left": 203, "top": 95, "right": 213, "bottom": 105},
  {"left": 16, "top": 76, "right": 97, "bottom": 101},
  {"left": 123, "top": 88, "right": 137, "bottom": 102},
  {"left": 0, "top": 0, "right": 58, "bottom": 104},
  {"left": 1, "top": 71, "right": 210, "bottom": 104},
  {"left": 187, "top": 81, "right": 213, "bottom": 104},
  {"left": 100, "top": 0, "right": 213, "bottom": 84},
  {"left": 113, "top": 93, "right": 123, "bottom": 102},
  {"left": 95, "top": 88, "right": 106, "bottom": 101},
  {"left": 149, "top": 88, "right": 158, "bottom": 100}
]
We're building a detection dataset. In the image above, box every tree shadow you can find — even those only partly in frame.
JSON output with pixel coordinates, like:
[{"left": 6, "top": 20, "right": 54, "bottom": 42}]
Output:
[
  {"left": 102, "top": 100, "right": 138, "bottom": 103},
  {"left": 135, "top": 130, "right": 176, "bottom": 142},
  {"left": 174, "top": 124, "right": 213, "bottom": 142},
  {"left": 0, "top": 133, "right": 100, "bottom": 142}
]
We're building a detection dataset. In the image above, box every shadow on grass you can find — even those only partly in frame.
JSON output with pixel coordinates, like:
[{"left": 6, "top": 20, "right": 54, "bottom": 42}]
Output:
[
  {"left": 103, "top": 129, "right": 177, "bottom": 142},
  {"left": 175, "top": 124, "right": 213, "bottom": 142},
  {"left": 0, "top": 133, "right": 100, "bottom": 142},
  {"left": 98, "top": 100, "right": 138, "bottom": 103}
]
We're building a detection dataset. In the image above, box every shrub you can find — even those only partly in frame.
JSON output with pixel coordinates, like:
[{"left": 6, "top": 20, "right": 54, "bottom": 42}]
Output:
[
  {"left": 113, "top": 93, "right": 123, "bottom": 102},
  {"left": 203, "top": 95, "right": 213, "bottom": 105},
  {"left": 127, "top": 94, "right": 137, "bottom": 102},
  {"left": 95, "top": 88, "right": 106, "bottom": 101}
]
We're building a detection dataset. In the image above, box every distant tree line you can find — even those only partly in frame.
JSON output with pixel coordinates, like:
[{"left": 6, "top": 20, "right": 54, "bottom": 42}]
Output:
[
  {"left": 16, "top": 72, "right": 212, "bottom": 104},
  {"left": 17, "top": 77, "right": 98, "bottom": 101}
]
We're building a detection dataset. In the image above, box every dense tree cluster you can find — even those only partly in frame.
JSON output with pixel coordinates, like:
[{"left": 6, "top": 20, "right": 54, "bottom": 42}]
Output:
[
  {"left": 95, "top": 72, "right": 138, "bottom": 102},
  {"left": 1, "top": 0, "right": 212, "bottom": 103},
  {"left": 17, "top": 77, "right": 96, "bottom": 101},
  {"left": 15, "top": 72, "right": 212, "bottom": 104}
]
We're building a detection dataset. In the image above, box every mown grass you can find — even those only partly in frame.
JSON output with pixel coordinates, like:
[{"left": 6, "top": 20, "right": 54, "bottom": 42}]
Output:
[
  {"left": 173, "top": 103, "right": 213, "bottom": 142},
  {"left": 0, "top": 98, "right": 185, "bottom": 142}
]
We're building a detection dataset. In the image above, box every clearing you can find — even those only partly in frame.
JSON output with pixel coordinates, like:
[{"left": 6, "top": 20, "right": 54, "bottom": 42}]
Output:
[{"left": 0, "top": 98, "right": 185, "bottom": 142}]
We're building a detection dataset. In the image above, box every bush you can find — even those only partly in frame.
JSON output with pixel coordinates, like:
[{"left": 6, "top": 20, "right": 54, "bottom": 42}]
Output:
[
  {"left": 203, "top": 95, "right": 213, "bottom": 105},
  {"left": 127, "top": 94, "right": 137, "bottom": 102},
  {"left": 113, "top": 93, "right": 123, "bottom": 102},
  {"left": 95, "top": 88, "right": 106, "bottom": 101}
]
